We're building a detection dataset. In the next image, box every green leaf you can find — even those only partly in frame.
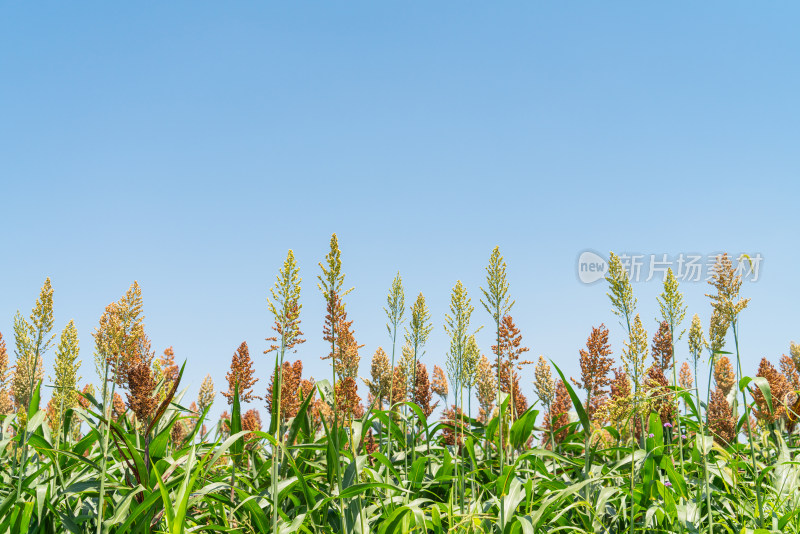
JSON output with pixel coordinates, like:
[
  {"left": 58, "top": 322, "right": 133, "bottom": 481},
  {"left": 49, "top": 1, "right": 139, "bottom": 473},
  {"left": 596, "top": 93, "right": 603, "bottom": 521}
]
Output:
[
  {"left": 316, "top": 379, "right": 334, "bottom": 406},
  {"left": 551, "top": 361, "right": 590, "bottom": 439},
  {"left": 741, "top": 376, "right": 773, "bottom": 415},
  {"left": 151, "top": 460, "right": 176, "bottom": 528},
  {"left": 230, "top": 382, "right": 243, "bottom": 461},
  {"left": 174, "top": 444, "right": 212, "bottom": 533},
  {"left": 105, "top": 486, "right": 145, "bottom": 526},
  {"left": 282, "top": 385, "right": 316, "bottom": 474},
  {"left": 234, "top": 488, "right": 271, "bottom": 531},
  {"left": 647, "top": 412, "right": 664, "bottom": 455},
  {"left": 403, "top": 401, "right": 429, "bottom": 430},
  {"left": 148, "top": 413, "right": 176, "bottom": 462},
  {"left": 146, "top": 361, "right": 186, "bottom": 436},
  {"left": 510, "top": 406, "right": 539, "bottom": 449},
  {"left": 27, "top": 381, "right": 41, "bottom": 421}
]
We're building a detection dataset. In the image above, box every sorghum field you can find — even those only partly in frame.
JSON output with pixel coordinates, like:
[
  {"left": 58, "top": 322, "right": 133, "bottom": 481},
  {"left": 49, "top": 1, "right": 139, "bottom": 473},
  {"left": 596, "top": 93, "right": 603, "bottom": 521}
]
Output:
[{"left": 1, "top": 235, "right": 798, "bottom": 533}]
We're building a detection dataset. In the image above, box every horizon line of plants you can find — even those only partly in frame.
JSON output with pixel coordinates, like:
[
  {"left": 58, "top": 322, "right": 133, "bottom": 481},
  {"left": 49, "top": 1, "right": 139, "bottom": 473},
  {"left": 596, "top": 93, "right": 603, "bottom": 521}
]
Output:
[{"left": 0, "top": 238, "right": 799, "bottom": 533}]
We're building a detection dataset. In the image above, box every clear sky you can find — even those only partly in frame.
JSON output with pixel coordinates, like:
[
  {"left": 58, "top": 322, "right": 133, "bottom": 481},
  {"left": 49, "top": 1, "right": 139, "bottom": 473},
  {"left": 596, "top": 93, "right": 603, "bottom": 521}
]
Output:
[{"left": 2, "top": 3, "right": 799, "bottom": 422}]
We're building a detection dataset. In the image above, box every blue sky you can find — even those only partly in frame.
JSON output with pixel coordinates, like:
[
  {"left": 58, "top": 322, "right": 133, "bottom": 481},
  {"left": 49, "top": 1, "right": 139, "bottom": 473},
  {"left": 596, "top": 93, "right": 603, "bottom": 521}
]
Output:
[{"left": 1, "top": 3, "right": 799, "bottom": 421}]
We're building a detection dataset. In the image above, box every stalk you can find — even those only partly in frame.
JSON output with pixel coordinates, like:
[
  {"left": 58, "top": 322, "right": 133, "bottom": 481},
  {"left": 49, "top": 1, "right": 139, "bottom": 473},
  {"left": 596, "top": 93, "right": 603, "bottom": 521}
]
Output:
[
  {"left": 696, "top": 356, "right": 713, "bottom": 534},
  {"left": 459, "top": 382, "right": 465, "bottom": 515},
  {"left": 582, "top": 388, "right": 593, "bottom": 482},
  {"left": 16, "top": 318, "right": 47, "bottom": 500},
  {"left": 508, "top": 366, "right": 516, "bottom": 460},
  {"left": 732, "top": 320, "right": 765, "bottom": 528},
  {"left": 494, "top": 303, "right": 506, "bottom": 527},
  {"left": 546, "top": 399, "right": 556, "bottom": 455},
  {"left": 229, "top": 461, "right": 237, "bottom": 526},
  {"left": 385, "top": 276, "right": 405, "bottom": 467},
  {"left": 670, "top": 337, "right": 685, "bottom": 480},
  {"left": 95, "top": 362, "right": 114, "bottom": 534},
  {"left": 620, "top": 308, "right": 645, "bottom": 451},
  {"left": 629, "top": 435, "right": 635, "bottom": 534},
  {"left": 691, "top": 350, "right": 713, "bottom": 534},
  {"left": 481, "top": 248, "right": 513, "bottom": 530},
  {"left": 387, "top": 322, "right": 398, "bottom": 463},
  {"left": 411, "top": 345, "right": 418, "bottom": 469},
  {"left": 49, "top": 392, "right": 69, "bottom": 492},
  {"left": 329, "top": 324, "right": 345, "bottom": 534},
  {"left": 401, "top": 396, "right": 409, "bottom": 480},
  {"left": 318, "top": 235, "right": 350, "bottom": 532},
  {"left": 452, "top": 383, "right": 461, "bottom": 514},
  {"left": 271, "top": 336, "right": 286, "bottom": 534},
  {"left": 467, "top": 382, "right": 475, "bottom": 498},
  {"left": 348, "top": 414, "right": 366, "bottom": 534}
]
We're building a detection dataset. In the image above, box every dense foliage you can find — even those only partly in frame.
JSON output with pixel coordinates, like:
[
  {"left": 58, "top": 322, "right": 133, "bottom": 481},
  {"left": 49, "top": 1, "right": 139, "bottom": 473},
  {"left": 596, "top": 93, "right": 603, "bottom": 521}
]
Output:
[{"left": 1, "top": 240, "right": 799, "bottom": 534}]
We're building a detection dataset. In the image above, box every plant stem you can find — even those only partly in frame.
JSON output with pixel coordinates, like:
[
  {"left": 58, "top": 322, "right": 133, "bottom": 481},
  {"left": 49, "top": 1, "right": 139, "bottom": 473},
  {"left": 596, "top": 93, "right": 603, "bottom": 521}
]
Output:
[
  {"left": 271, "top": 336, "right": 286, "bottom": 534},
  {"left": 387, "top": 318, "right": 398, "bottom": 463},
  {"left": 629, "top": 433, "right": 635, "bottom": 534},
  {"left": 670, "top": 330, "right": 686, "bottom": 482},
  {"left": 732, "top": 320, "right": 764, "bottom": 529},
  {"left": 411, "top": 344, "right": 418, "bottom": 470},
  {"left": 494, "top": 304, "right": 506, "bottom": 529},
  {"left": 16, "top": 333, "right": 44, "bottom": 500},
  {"left": 95, "top": 362, "right": 113, "bottom": 534},
  {"left": 694, "top": 353, "right": 713, "bottom": 534},
  {"left": 330, "top": 330, "right": 345, "bottom": 534}
]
